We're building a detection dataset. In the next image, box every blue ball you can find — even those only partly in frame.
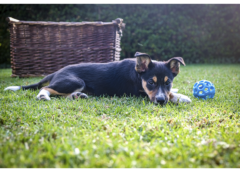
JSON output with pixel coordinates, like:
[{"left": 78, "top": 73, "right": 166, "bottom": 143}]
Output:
[{"left": 193, "top": 80, "right": 215, "bottom": 100}]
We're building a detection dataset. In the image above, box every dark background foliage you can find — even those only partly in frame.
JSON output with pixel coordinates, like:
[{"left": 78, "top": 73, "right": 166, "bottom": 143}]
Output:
[{"left": 1, "top": 4, "right": 240, "bottom": 67}]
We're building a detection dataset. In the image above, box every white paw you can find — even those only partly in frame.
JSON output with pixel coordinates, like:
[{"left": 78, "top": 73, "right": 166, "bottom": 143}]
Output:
[{"left": 170, "top": 93, "right": 191, "bottom": 104}]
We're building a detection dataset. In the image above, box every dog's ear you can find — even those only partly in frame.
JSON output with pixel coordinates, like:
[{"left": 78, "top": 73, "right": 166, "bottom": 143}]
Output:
[
  {"left": 135, "top": 52, "right": 152, "bottom": 73},
  {"left": 165, "top": 57, "right": 185, "bottom": 77}
]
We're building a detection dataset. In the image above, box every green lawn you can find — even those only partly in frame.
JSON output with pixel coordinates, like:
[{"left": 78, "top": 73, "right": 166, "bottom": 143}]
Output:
[{"left": 0, "top": 65, "right": 240, "bottom": 168}]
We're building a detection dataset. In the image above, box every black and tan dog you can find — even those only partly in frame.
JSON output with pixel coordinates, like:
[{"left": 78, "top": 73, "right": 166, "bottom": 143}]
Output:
[{"left": 4, "top": 52, "right": 191, "bottom": 105}]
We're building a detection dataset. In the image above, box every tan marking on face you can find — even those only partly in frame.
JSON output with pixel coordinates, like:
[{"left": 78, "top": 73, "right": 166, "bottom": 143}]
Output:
[
  {"left": 164, "top": 76, "right": 168, "bottom": 82},
  {"left": 142, "top": 80, "right": 157, "bottom": 102},
  {"left": 169, "top": 92, "right": 174, "bottom": 100},
  {"left": 153, "top": 76, "right": 157, "bottom": 83},
  {"left": 165, "top": 91, "right": 170, "bottom": 100}
]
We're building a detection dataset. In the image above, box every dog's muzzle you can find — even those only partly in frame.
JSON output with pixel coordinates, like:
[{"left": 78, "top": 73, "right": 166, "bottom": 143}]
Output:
[{"left": 155, "top": 87, "right": 167, "bottom": 105}]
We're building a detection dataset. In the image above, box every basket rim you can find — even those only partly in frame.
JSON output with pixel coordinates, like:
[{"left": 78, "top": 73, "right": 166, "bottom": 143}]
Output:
[{"left": 7, "top": 17, "right": 124, "bottom": 27}]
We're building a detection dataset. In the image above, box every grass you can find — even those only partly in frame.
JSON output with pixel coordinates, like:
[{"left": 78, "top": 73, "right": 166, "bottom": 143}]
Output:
[{"left": 0, "top": 64, "right": 240, "bottom": 168}]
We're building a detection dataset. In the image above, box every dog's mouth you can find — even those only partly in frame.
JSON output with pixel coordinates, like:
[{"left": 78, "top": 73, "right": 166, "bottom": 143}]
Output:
[{"left": 155, "top": 101, "right": 168, "bottom": 105}]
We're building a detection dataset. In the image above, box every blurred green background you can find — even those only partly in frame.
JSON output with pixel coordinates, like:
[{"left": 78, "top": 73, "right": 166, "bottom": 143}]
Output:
[{"left": 1, "top": 4, "right": 240, "bottom": 68}]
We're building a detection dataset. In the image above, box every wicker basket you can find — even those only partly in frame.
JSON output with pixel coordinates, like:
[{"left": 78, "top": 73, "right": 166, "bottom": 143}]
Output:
[{"left": 7, "top": 17, "right": 125, "bottom": 77}]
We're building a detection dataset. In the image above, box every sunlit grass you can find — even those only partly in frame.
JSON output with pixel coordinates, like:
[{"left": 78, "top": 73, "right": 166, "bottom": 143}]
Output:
[{"left": 0, "top": 65, "right": 240, "bottom": 167}]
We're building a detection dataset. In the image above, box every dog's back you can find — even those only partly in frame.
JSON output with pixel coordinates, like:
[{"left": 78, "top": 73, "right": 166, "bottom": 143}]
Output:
[{"left": 51, "top": 58, "right": 143, "bottom": 96}]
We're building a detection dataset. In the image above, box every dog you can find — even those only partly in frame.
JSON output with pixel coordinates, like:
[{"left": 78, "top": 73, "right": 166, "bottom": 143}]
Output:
[{"left": 4, "top": 52, "right": 191, "bottom": 105}]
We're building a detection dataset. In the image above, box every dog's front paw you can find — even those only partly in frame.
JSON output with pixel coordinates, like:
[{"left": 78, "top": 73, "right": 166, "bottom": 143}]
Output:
[
  {"left": 170, "top": 92, "right": 191, "bottom": 104},
  {"left": 69, "top": 92, "right": 88, "bottom": 100}
]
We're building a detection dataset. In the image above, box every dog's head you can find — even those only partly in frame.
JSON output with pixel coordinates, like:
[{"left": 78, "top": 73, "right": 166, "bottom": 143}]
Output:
[{"left": 135, "top": 52, "right": 185, "bottom": 105}]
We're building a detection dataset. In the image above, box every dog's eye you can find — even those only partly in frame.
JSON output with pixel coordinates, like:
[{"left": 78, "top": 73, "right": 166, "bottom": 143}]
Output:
[
  {"left": 148, "top": 79, "right": 155, "bottom": 85},
  {"left": 165, "top": 79, "right": 170, "bottom": 86}
]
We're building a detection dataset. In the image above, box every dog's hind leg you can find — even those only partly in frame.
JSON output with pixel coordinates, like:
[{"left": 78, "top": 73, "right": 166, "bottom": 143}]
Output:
[
  {"left": 37, "top": 88, "right": 51, "bottom": 101},
  {"left": 36, "top": 77, "right": 87, "bottom": 101}
]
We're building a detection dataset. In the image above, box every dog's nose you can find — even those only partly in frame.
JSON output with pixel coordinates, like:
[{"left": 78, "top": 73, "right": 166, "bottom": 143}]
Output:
[{"left": 156, "top": 97, "right": 165, "bottom": 105}]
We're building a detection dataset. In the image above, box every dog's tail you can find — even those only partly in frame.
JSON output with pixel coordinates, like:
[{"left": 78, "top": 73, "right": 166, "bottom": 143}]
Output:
[{"left": 4, "top": 73, "right": 55, "bottom": 92}]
